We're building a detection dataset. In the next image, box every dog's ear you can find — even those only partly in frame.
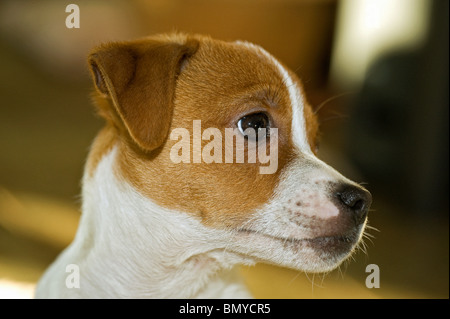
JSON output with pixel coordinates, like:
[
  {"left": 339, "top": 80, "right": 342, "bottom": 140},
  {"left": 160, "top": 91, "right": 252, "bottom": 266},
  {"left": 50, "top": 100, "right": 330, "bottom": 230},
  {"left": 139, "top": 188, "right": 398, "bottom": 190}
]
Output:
[{"left": 88, "top": 37, "right": 199, "bottom": 152}]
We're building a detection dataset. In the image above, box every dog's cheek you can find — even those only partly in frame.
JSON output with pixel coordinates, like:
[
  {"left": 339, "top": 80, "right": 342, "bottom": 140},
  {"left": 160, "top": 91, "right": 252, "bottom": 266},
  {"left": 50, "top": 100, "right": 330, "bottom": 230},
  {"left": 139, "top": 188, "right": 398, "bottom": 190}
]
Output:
[
  {"left": 194, "top": 163, "right": 281, "bottom": 229},
  {"left": 200, "top": 138, "right": 295, "bottom": 229}
]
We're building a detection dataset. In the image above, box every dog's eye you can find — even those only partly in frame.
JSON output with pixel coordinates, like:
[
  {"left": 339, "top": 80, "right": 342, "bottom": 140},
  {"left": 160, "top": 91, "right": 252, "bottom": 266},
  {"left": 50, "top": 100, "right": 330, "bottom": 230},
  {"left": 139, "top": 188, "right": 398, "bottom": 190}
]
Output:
[{"left": 237, "top": 113, "right": 270, "bottom": 140}]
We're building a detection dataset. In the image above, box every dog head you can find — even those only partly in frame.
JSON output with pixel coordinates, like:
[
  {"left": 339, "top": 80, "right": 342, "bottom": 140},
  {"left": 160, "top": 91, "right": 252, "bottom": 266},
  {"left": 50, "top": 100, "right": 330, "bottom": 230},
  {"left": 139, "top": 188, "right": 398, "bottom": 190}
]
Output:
[{"left": 87, "top": 33, "right": 371, "bottom": 273}]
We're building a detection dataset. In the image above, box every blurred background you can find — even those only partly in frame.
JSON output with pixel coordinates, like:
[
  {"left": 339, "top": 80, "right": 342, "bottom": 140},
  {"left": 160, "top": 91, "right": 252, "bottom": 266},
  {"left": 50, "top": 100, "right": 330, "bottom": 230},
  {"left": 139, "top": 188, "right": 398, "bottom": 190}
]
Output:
[{"left": 0, "top": 0, "right": 448, "bottom": 298}]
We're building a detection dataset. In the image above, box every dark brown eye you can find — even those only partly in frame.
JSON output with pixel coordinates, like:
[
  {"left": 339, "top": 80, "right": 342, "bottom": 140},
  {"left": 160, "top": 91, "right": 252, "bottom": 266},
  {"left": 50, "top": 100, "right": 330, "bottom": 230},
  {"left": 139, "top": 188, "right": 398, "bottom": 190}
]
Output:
[{"left": 237, "top": 112, "right": 270, "bottom": 140}]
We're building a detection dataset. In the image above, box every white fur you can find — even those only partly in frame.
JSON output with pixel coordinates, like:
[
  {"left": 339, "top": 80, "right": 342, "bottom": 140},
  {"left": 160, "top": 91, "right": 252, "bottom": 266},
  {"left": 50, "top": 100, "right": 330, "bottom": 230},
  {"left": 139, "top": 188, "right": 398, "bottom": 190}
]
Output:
[
  {"left": 235, "top": 41, "right": 311, "bottom": 153},
  {"left": 262, "top": 50, "right": 311, "bottom": 153},
  {"left": 35, "top": 147, "right": 253, "bottom": 298}
]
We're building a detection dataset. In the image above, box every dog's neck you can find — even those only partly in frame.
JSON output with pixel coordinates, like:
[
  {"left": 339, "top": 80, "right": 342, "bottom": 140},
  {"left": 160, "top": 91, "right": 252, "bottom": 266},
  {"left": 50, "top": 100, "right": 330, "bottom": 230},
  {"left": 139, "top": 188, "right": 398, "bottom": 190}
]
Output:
[{"left": 74, "top": 146, "right": 252, "bottom": 298}]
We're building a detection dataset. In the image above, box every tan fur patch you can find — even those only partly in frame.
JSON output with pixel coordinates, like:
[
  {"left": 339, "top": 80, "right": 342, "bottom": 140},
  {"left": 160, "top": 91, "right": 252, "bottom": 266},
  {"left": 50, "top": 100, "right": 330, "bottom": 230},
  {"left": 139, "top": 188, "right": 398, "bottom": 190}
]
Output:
[{"left": 87, "top": 34, "right": 319, "bottom": 230}]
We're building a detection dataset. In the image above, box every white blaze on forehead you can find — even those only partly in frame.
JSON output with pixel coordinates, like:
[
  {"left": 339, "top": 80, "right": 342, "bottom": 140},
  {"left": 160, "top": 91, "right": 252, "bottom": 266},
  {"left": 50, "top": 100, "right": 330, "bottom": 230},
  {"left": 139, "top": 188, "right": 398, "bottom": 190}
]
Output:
[{"left": 234, "top": 41, "right": 312, "bottom": 153}]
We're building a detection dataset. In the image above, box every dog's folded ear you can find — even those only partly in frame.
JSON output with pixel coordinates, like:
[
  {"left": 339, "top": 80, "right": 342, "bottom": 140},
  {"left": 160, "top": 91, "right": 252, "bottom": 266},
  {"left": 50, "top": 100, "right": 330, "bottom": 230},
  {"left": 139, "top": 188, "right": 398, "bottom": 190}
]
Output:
[{"left": 88, "top": 37, "right": 199, "bottom": 152}]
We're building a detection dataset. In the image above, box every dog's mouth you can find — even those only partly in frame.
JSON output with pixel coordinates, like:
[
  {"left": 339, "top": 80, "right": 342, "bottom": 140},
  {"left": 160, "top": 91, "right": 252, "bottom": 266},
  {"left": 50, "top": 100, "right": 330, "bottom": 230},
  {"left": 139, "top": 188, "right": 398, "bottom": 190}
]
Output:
[
  {"left": 301, "top": 233, "right": 358, "bottom": 251},
  {"left": 236, "top": 228, "right": 360, "bottom": 254},
  {"left": 229, "top": 226, "right": 365, "bottom": 273}
]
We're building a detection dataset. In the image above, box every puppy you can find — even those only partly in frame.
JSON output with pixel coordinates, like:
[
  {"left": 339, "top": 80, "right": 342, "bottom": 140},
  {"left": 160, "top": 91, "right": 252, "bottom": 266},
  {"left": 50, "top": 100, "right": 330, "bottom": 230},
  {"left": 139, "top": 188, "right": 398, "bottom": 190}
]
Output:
[{"left": 35, "top": 33, "right": 371, "bottom": 298}]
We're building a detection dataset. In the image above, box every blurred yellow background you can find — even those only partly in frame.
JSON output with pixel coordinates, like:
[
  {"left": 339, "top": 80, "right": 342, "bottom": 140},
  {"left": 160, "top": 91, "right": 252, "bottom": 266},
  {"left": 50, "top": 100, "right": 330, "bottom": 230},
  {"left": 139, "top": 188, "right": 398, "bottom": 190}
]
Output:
[{"left": 0, "top": 0, "right": 448, "bottom": 298}]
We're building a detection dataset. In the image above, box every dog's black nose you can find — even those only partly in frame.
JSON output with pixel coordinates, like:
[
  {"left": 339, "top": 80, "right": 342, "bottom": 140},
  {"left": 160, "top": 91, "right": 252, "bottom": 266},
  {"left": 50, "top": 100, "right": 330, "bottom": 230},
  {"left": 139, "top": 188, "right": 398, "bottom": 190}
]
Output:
[{"left": 336, "top": 185, "right": 372, "bottom": 225}]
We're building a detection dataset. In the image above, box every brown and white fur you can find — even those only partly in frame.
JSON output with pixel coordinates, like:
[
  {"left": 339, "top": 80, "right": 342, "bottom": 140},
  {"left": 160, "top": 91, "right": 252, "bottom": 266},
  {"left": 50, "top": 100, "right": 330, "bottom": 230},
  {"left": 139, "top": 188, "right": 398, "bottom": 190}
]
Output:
[{"left": 35, "top": 33, "right": 372, "bottom": 298}]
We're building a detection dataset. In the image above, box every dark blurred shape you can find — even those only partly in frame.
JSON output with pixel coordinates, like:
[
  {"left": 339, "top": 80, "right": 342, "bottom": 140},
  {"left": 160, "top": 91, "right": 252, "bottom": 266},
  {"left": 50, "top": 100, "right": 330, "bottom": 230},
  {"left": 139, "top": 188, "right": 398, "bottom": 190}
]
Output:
[{"left": 347, "top": 0, "right": 449, "bottom": 214}]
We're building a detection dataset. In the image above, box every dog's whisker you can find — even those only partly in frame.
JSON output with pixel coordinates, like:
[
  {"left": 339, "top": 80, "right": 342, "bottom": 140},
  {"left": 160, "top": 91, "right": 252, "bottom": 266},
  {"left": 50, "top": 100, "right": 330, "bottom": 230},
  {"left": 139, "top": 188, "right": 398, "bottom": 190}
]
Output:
[
  {"left": 336, "top": 264, "right": 345, "bottom": 280},
  {"left": 319, "top": 113, "right": 350, "bottom": 123},
  {"left": 358, "top": 238, "right": 369, "bottom": 256},
  {"left": 362, "top": 235, "right": 376, "bottom": 247},
  {"left": 287, "top": 271, "right": 302, "bottom": 287},
  {"left": 362, "top": 232, "right": 376, "bottom": 239},
  {"left": 291, "top": 64, "right": 304, "bottom": 75},
  {"left": 319, "top": 272, "right": 327, "bottom": 288},
  {"left": 365, "top": 225, "right": 380, "bottom": 233},
  {"left": 303, "top": 271, "right": 316, "bottom": 295},
  {"left": 313, "top": 91, "right": 355, "bottom": 115}
]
